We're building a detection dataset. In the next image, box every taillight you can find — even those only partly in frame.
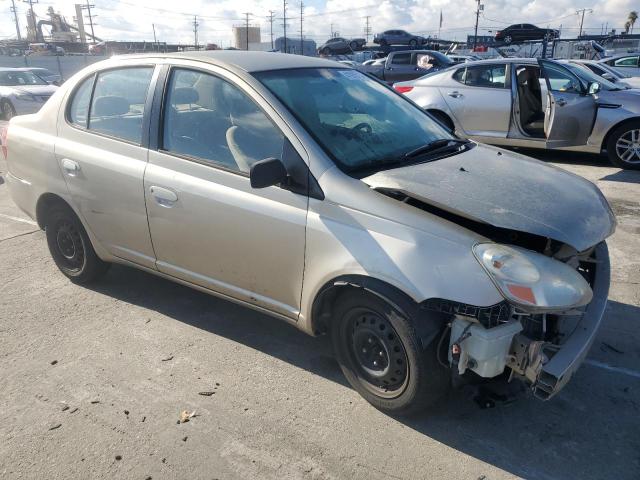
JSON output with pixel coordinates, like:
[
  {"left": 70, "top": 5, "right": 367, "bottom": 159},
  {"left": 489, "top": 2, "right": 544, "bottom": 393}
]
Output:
[
  {"left": 394, "top": 85, "right": 414, "bottom": 94},
  {"left": 0, "top": 125, "right": 7, "bottom": 160}
]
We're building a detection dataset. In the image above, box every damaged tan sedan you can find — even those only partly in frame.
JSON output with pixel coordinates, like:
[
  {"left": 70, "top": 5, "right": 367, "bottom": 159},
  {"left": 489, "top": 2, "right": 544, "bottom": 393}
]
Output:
[{"left": 4, "top": 52, "right": 615, "bottom": 415}]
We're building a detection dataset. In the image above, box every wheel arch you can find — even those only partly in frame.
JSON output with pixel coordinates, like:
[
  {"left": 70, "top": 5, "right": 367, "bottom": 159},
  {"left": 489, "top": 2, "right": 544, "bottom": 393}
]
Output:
[
  {"left": 426, "top": 108, "right": 455, "bottom": 131},
  {"left": 601, "top": 116, "right": 640, "bottom": 151},
  {"left": 310, "top": 274, "right": 447, "bottom": 349},
  {"left": 35, "top": 192, "right": 73, "bottom": 229}
]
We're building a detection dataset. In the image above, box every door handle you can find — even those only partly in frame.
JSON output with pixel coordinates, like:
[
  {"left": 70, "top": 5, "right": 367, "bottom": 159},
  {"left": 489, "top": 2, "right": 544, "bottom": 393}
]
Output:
[
  {"left": 61, "top": 158, "right": 80, "bottom": 177},
  {"left": 149, "top": 186, "right": 178, "bottom": 207},
  {"left": 556, "top": 98, "right": 567, "bottom": 106},
  {"left": 447, "top": 91, "right": 463, "bottom": 98}
]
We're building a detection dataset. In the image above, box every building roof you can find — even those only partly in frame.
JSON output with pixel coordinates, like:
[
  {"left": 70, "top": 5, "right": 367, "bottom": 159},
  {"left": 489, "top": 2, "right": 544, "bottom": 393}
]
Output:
[{"left": 116, "top": 50, "right": 342, "bottom": 72}]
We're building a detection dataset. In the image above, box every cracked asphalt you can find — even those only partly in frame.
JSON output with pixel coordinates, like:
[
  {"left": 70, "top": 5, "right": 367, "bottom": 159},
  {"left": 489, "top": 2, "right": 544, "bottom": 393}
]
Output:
[{"left": 0, "top": 149, "right": 639, "bottom": 480}]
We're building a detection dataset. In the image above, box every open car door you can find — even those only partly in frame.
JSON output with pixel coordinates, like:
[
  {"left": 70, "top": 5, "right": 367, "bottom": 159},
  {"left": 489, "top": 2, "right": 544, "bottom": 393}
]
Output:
[{"left": 538, "top": 59, "right": 597, "bottom": 148}]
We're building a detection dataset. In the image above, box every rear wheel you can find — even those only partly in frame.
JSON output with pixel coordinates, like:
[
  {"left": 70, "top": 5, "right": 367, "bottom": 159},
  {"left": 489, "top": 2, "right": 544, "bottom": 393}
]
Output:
[
  {"left": 45, "top": 205, "right": 110, "bottom": 283},
  {"left": 504, "top": 35, "right": 513, "bottom": 44},
  {"left": 322, "top": 47, "right": 331, "bottom": 55},
  {"left": 331, "top": 291, "right": 449, "bottom": 416},
  {"left": 1, "top": 99, "right": 16, "bottom": 120},
  {"left": 350, "top": 41, "right": 358, "bottom": 50},
  {"left": 607, "top": 122, "right": 640, "bottom": 170}
]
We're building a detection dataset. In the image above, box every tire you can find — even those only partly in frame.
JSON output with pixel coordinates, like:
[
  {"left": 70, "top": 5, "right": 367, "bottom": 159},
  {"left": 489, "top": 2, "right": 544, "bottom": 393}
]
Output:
[
  {"left": 504, "top": 35, "right": 512, "bottom": 44},
  {"left": 606, "top": 121, "right": 640, "bottom": 170},
  {"left": 350, "top": 41, "right": 358, "bottom": 50},
  {"left": 322, "top": 47, "right": 331, "bottom": 55},
  {"left": 428, "top": 110, "right": 455, "bottom": 131},
  {"left": 331, "top": 291, "right": 450, "bottom": 416},
  {"left": 379, "top": 39, "right": 388, "bottom": 47},
  {"left": 1, "top": 99, "right": 16, "bottom": 120},
  {"left": 409, "top": 39, "right": 418, "bottom": 47},
  {"left": 45, "top": 205, "right": 110, "bottom": 283}
]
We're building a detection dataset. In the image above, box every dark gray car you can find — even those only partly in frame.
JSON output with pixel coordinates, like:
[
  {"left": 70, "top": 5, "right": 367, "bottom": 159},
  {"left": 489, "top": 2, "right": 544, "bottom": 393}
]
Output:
[
  {"left": 373, "top": 30, "right": 426, "bottom": 47},
  {"left": 318, "top": 37, "right": 367, "bottom": 55}
]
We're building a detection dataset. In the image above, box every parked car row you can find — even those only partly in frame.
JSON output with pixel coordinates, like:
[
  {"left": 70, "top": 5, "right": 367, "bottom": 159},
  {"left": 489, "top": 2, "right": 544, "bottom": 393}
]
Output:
[{"left": 3, "top": 51, "right": 615, "bottom": 415}]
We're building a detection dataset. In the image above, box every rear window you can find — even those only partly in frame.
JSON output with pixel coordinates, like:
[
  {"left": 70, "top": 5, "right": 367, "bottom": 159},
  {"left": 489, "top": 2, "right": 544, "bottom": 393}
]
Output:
[{"left": 391, "top": 53, "right": 412, "bottom": 65}]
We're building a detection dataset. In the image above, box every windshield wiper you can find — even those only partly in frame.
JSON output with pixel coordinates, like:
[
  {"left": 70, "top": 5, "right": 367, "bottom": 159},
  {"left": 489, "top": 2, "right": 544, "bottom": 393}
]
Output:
[{"left": 404, "top": 138, "right": 469, "bottom": 159}]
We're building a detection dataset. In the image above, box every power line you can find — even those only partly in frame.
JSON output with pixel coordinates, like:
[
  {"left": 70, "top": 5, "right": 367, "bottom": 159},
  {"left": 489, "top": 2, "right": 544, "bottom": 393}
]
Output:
[
  {"left": 243, "top": 12, "right": 252, "bottom": 50},
  {"left": 299, "top": 2, "right": 304, "bottom": 55},
  {"left": 193, "top": 15, "right": 199, "bottom": 50},
  {"left": 364, "top": 16, "right": 371, "bottom": 43},
  {"left": 576, "top": 8, "right": 593, "bottom": 38},
  {"left": 10, "top": 0, "right": 21, "bottom": 41},
  {"left": 267, "top": 10, "right": 275, "bottom": 49},
  {"left": 80, "top": 1, "right": 97, "bottom": 43}
]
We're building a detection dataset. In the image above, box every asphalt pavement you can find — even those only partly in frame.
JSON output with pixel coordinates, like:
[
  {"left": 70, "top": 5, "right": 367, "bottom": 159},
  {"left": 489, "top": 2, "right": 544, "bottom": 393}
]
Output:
[{"left": 0, "top": 149, "right": 639, "bottom": 480}]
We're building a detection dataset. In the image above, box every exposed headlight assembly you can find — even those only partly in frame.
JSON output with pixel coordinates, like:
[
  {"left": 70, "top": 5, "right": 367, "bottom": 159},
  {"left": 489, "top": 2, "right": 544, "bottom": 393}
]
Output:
[{"left": 473, "top": 243, "right": 592, "bottom": 312}]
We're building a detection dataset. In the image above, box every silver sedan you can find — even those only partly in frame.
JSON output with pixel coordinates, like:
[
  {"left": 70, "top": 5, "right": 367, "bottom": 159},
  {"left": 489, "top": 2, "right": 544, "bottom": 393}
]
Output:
[
  {"left": 394, "top": 58, "right": 640, "bottom": 169},
  {"left": 0, "top": 68, "right": 58, "bottom": 120}
]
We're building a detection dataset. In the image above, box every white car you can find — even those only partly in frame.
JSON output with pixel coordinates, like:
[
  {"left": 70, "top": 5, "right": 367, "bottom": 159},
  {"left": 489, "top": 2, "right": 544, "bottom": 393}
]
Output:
[
  {"left": 568, "top": 59, "right": 640, "bottom": 89},
  {"left": 0, "top": 68, "right": 58, "bottom": 120}
]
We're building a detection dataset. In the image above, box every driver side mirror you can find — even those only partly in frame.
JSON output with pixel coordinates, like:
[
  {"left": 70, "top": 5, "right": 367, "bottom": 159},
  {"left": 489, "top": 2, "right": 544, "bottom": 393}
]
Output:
[
  {"left": 601, "top": 72, "right": 615, "bottom": 81},
  {"left": 249, "top": 157, "right": 288, "bottom": 189},
  {"left": 588, "top": 81, "right": 601, "bottom": 94}
]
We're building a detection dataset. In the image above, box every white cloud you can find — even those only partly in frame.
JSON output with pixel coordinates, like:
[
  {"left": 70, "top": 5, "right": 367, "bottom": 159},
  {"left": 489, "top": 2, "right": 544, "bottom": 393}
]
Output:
[{"left": 1, "top": 0, "right": 638, "bottom": 47}]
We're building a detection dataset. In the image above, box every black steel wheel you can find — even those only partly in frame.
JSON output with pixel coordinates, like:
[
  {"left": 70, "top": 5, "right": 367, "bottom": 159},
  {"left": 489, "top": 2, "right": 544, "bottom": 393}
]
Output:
[
  {"left": 348, "top": 307, "right": 409, "bottom": 398},
  {"left": 332, "top": 290, "right": 450, "bottom": 416},
  {"left": 45, "top": 204, "right": 110, "bottom": 283},
  {"left": 409, "top": 38, "right": 418, "bottom": 47}
]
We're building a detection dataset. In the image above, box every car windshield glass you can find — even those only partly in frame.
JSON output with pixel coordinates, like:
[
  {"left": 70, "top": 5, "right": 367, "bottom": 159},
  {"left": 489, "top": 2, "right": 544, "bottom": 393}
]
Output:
[
  {"left": 565, "top": 63, "right": 620, "bottom": 90},
  {"left": 254, "top": 68, "right": 456, "bottom": 175},
  {"left": 0, "top": 70, "right": 48, "bottom": 86}
]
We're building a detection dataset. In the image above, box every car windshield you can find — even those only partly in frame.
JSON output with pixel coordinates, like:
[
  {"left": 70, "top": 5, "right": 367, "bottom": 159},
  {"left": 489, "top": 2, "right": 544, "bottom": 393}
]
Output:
[
  {"left": 565, "top": 63, "right": 621, "bottom": 90},
  {"left": 0, "top": 70, "right": 48, "bottom": 86},
  {"left": 254, "top": 68, "right": 456, "bottom": 175}
]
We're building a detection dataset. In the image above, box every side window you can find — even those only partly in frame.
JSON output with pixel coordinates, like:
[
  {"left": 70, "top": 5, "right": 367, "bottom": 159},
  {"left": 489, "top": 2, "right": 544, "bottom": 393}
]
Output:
[
  {"left": 162, "top": 68, "right": 285, "bottom": 174},
  {"left": 391, "top": 53, "right": 412, "bottom": 65},
  {"left": 88, "top": 67, "right": 154, "bottom": 144},
  {"left": 614, "top": 56, "right": 639, "bottom": 67},
  {"left": 543, "top": 64, "right": 582, "bottom": 93},
  {"left": 454, "top": 65, "right": 507, "bottom": 88},
  {"left": 68, "top": 74, "right": 94, "bottom": 128},
  {"left": 415, "top": 53, "right": 434, "bottom": 69}
]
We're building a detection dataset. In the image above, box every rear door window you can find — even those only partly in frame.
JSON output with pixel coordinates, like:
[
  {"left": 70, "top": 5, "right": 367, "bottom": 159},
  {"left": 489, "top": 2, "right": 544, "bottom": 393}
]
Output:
[
  {"left": 87, "top": 67, "right": 154, "bottom": 144},
  {"left": 391, "top": 53, "right": 412, "bottom": 65},
  {"left": 453, "top": 64, "right": 507, "bottom": 88}
]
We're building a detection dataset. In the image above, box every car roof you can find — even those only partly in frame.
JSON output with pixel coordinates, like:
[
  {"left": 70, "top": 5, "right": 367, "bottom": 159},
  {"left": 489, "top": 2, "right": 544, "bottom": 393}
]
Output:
[
  {"left": 112, "top": 51, "right": 341, "bottom": 72},
  {"left": 450, "top": 58, "right": 539, "bottom": 66}
]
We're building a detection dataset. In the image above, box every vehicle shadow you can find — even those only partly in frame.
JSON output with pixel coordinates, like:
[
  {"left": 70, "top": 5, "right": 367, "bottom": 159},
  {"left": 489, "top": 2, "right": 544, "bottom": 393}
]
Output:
[
  {"left": 507, "top": 147, "right": 609, "bottom": 167},
  {"left": 600, "top": 170, "right": 640, "bottom": 184},
  {"left": 88, "top": 265, "right": 640, "bottom": 480}
]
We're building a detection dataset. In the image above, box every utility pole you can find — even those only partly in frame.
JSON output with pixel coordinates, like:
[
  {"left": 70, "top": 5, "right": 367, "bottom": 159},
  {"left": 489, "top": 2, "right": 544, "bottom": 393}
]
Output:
[
  {"left": 243, "top": 12, "right": 252, "bottom": 50},
  {"left": 472, "top": 0, "right": 482, "bottom": 49},
  {"left": 267, "top": 10, "right": 275, "bottom": 49},
  {"left": 576, "top": 8, "right": 593, "bottom": 38},
  {"left": 299, "top": 2, "right": 304, "bottom": 55},
  {"left": 193, "top": 15, "right": 199, "bottom": 50},
  {"left": 80, "top": 0, "right": 96, "bottom": 43},
  {"left": 10, "top": 0, "right": 21, "bottom": 41},
  {"left": 152, "top": 23, "right": 157, "bottom": 50},
  {"left": 22, "top": 0, "right": 38, "bottom": 41},
  {"left": 364, "top": 16, "right": 371, "bottom": 43},
  {"left": 282, "top": 0, "right": 287, "bottom": 53}
]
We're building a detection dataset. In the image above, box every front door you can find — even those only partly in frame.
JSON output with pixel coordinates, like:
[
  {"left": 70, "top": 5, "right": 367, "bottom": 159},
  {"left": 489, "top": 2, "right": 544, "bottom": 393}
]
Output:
[
  {"left": 442, "top": 63, "right": 512, "bottom": 137},
  {"left": 538, "top": 59, "right": 597, "bottom": 148},
  {"left": 144, "top": 66, "right": 308, "bottom": 319},
  {"left": 384, "top": 52, "right": 416, "bottom": 82},
  {"left": 56, "top": 65, "right": 158, "bottom": 269}
]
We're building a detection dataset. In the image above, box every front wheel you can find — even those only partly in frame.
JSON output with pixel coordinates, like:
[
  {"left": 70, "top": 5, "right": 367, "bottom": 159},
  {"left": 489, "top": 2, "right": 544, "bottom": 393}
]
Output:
[
  {"left": 331, "top": 291, "right": 449, "bottom": 416},
  {"left": 607, "top": 122, "right": 640, "bottom": 170},
  {"left": 503, "top": 35, "right": 513, "bottom": 44},
  {"left": 45, "top": 205, "right": 110, "bottom": 283},
  {"left": 1, "top": 99, "right": 16, "bottom": 120}
]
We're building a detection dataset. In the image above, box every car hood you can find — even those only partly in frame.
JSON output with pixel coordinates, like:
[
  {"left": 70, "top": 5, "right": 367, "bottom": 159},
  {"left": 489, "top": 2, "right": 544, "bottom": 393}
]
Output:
[{"left": 363, "top": 144, "right": 616, "bottom": 251}]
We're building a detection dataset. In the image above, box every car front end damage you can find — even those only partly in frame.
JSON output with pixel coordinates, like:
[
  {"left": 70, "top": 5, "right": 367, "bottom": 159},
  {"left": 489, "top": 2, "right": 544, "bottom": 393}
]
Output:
[
  {"left": 422, "top": 241, "right": 609, "bottom": 399},
  {"left": 363, "top": 144, "right": 616, "bottom": 399}
]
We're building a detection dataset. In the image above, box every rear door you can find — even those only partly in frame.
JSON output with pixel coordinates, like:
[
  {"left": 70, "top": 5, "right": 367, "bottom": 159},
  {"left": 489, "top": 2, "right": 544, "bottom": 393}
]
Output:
[
  {"left": 538, "top": 59, "right": 596, "bottom": 148},
  {"left": 441, "top": 63, "right": 512, "bottom": 137},
  {"left": 56, "top": 64, "right": 158, "bottom": 268},
  {"left": 384, "top": 52, "right": 414, "bottom": 82}
]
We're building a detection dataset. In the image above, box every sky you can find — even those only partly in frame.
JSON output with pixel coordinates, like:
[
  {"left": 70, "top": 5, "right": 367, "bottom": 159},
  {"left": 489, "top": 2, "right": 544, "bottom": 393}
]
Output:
[{"left": 1, "top": 0, "right": 638, "bottom": 48}]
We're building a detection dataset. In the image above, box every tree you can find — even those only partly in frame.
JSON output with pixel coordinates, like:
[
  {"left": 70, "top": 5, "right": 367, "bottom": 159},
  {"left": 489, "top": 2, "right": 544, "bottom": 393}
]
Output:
[
  {"left": 628, "top": 11, "right": 638, "bottom": 34},
  {"left": 625, "top": 21, "right": 631, "bottom": 34}
]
